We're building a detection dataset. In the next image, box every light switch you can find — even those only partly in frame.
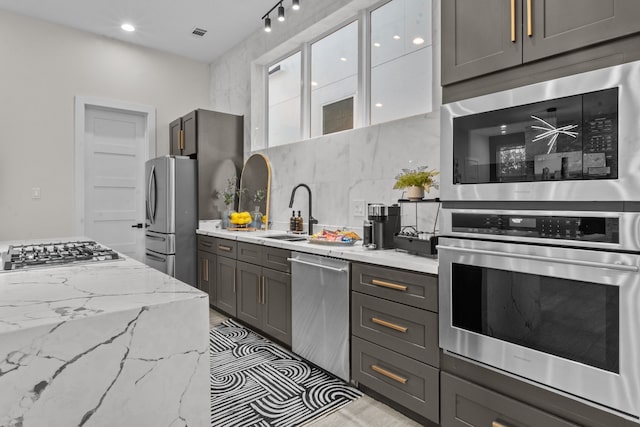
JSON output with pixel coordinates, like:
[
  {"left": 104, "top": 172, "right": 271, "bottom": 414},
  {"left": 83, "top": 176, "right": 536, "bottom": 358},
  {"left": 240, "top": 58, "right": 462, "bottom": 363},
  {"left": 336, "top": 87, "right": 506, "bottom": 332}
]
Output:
[{"left": 31, "top": 187, "right": 41, "bottom": 199}]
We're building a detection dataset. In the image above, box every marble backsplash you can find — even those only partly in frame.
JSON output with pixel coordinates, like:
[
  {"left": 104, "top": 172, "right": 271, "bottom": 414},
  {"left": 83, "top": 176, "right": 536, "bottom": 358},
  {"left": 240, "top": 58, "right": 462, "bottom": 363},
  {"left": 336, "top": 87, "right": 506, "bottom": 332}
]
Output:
[{"left": 257, "top": 111, "right": 442, "bottom": 235}]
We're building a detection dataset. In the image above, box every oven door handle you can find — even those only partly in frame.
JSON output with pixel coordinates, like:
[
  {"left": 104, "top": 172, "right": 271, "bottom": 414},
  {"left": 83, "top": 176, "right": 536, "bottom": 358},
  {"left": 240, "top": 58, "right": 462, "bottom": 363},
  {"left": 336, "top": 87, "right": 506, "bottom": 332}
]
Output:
[{"left": 437, "top": 245, "right": 639, "bottom": 272}]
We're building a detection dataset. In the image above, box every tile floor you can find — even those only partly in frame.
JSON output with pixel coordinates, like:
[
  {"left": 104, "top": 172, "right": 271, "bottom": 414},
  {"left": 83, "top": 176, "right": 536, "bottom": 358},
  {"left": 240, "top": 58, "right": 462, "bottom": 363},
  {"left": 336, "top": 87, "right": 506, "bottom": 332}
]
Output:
[{"left": 209, "top": 308, "right": 420, "bottom": 427}]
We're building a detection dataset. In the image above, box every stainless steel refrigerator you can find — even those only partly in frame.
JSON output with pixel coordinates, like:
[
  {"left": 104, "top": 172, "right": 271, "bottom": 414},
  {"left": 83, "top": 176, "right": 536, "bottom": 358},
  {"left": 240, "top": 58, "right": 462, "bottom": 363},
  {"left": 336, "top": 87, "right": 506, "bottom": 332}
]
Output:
[{"left": 145, "top": 155, "right": 197, "bottom": 286}]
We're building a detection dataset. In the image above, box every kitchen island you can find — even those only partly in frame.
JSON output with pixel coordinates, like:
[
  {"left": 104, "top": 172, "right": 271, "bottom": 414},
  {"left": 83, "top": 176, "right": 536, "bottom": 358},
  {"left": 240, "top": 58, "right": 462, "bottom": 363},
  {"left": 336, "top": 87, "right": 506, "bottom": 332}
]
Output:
[{"left": 0, "top": 239, "right": 210, "bottom": 427}]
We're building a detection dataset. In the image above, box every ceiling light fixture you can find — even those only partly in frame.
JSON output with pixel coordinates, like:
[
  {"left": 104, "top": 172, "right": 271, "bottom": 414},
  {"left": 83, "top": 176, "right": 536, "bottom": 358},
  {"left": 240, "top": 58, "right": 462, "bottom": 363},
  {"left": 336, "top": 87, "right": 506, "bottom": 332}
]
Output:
[
  {"left": 412, "top": 36, "right": 425, "bottom": 45},
  {"left": 393, "top": 35, "right": 401, "bottom": 40},
  {"left": 340, "top": 57, "right": 347, "bottom": 62},
  {"left": 373, "top": 42, "right": 381, "bottom": 47},
  {"left": 121, "top": 23, "right": 135, "bottom": 32},
  {"left": 262, "top": 1, "right": 300, "bottom": 32}
]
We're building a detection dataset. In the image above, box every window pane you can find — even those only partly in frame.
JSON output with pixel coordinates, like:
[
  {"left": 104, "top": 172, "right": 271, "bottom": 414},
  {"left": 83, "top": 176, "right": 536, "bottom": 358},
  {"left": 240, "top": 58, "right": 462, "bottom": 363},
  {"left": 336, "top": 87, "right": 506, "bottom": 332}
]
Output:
[
  {"left": 370, "top": 0, "right": 432, "bottom": 124},
  {"left": 268, "top": 51, "right": 302, "bottom": 147},
  {"left": 311, "top": 21, "right": 359, "bottom": 137}
]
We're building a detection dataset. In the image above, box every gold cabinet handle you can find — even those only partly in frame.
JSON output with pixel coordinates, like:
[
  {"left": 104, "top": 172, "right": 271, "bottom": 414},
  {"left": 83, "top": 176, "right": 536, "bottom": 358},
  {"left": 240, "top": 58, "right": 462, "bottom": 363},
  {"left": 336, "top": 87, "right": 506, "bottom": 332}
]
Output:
[
  {"left": 493, "top": 421, "right": 513, "bottom": 427},
  {"left": 179, "top": 130, "right": 184, "bottom": 150},
  {"left": 218, "top": 245, "right": 232, "bottom": 252},
  {"left": 371, "top": 317, "right": 408, "bottom": 333},
  {"left": 371, "top": 279, "right": 407, "bottom": 292},
  {"left": 201, "top": 241, "right": 213, "bottom": 247},
  {"left": 204, "top": 259, "right": 209, "bottom": 282},
  {"left": 527, "top": 0, "right": 533, "bottom": 37},
  {"left": 510, "top": 0, "right": 516, "bottom": 42},
  {"left": 233, "top": 269, "right": 236, "bottom": 293},
  {"left": 261, "top": 276, "right": 266, "bottom": 304},
  {"left": 370, "top": 365, "right": 407, "bottom": 384}
]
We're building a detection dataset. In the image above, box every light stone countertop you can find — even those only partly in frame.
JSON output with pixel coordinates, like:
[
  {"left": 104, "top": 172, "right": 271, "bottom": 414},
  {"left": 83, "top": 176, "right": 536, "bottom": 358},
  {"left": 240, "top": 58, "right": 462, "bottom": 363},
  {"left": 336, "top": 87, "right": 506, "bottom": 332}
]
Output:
[
  {"left": 0, "top": 238, "right": 210, "bottom": 426},
  {"left": 197, "top": 221, "right": 439, "bottom": 275}
]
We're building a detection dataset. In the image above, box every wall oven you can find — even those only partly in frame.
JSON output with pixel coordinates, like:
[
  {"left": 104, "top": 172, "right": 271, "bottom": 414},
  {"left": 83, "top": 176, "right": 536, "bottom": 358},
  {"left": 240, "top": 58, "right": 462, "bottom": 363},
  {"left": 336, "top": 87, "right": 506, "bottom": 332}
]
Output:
[
  {"left": 440, "top": 59, "right": 640, "bottom": 202},
  {"left": 438, "top": 209, "right": 640, "bottom": 419}
]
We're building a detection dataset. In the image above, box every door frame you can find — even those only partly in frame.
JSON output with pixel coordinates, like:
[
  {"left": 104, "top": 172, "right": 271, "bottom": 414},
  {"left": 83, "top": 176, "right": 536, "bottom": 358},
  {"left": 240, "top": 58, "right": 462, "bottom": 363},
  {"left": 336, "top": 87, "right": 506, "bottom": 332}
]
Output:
[{"left": 73, "top": 96, "right": 156, "bottom": 236}]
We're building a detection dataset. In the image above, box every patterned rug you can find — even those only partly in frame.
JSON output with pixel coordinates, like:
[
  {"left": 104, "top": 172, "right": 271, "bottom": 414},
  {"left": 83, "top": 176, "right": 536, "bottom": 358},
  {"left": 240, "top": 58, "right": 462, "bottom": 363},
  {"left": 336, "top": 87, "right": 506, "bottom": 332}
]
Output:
[{"left": 210, "top": 319, "right": 362, "bottom": 427}]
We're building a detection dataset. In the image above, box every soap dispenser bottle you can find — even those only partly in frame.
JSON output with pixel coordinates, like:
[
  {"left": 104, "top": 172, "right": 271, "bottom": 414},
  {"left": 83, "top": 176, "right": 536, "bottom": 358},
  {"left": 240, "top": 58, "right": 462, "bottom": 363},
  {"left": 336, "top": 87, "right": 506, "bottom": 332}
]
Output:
[
  {"left": 296, "top": 210, "right": 304, "bottom": 233},
  {"left": 289, "top": 210, "right": 296, "bottom": 232}
]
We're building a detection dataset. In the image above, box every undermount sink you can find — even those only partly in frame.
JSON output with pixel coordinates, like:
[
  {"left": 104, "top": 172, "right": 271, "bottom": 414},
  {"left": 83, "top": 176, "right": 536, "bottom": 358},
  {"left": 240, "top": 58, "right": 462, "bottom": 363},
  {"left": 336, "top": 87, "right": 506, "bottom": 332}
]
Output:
[{"left": 263, "top": 234, "right": 307, "bottom": 241}]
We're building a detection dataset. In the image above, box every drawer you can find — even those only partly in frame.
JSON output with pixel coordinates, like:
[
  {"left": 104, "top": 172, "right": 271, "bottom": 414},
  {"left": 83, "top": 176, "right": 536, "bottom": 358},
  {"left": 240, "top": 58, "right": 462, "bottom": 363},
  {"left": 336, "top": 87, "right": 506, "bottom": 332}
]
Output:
[
  {"left": 262, "top": 246, "right": 291, "bottom": 273},
  {"left": 351, "top": 262, "right": 437, "bottom": 311},
  {"left": 352, "top": 336, "right": 439, "bottom": 423},
  {"left": 352, "top": 292, "right": 439, "bottom": 367},
  {"left": 147, "top": 231, "right": 175, "bottom": 254},
  {"left": 441, "top": 372, "right": 580, "bottom": 427},
  {"left": 215, "top": 238, "right": 237, "bottom": 258},
  {"left": 197, "top": 235, "right": 216, "bottom": 254},
  {"left": 237, "top": 242, "right": 262, "bottom": 264}
]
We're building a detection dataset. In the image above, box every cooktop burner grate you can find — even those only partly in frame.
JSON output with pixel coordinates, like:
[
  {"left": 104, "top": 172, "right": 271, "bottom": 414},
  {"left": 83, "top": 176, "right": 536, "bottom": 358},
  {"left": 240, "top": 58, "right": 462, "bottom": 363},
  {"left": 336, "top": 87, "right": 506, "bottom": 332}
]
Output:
[{"left": 1, "top": 240, "right": 120, "bottom": 271}]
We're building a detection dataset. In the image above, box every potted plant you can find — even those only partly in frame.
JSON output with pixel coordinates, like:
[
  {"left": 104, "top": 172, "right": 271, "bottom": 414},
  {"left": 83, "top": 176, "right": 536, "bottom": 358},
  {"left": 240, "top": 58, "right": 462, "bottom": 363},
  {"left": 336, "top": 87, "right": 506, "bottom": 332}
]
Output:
[
  {"left": 393, "top": 165, "right": 439, "bottom": 200},
  {"left": 216, "top": 177, "right": 239, "bottom": 229}
]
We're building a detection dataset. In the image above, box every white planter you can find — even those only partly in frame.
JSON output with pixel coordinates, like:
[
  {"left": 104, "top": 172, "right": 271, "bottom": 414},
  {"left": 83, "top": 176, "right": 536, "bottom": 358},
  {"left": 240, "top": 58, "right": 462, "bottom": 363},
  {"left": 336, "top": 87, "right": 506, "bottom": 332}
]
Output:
[{"left": 407, "top": 186, "right": 424, "bottom": 201}]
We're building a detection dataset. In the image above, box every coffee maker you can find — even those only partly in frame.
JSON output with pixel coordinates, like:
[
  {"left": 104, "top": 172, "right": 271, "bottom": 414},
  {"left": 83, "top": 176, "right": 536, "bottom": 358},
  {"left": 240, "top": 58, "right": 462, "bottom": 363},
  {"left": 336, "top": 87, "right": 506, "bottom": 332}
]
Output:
[{"left": 363, "top": 203, "right": 401, "bottom": 249}]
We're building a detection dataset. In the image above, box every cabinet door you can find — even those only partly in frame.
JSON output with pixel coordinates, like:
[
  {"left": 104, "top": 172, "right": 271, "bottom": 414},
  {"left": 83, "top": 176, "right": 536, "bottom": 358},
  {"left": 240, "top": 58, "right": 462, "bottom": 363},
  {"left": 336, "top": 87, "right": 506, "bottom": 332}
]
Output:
[
  {"left": 442, "top": 0, "right": 522, "bottom": 85},
  {"left": 216, "top": 256, "right": 237, "bottom": 316},
  {"left": 198, "top": 251, "right": 216, "bottom": 303},
  {"left": 262, "top": 268, "right": 291, "bottom": 346},
  {"left": 169, "top": 117, "right": 182, "bottom": 156},
  {"left": 182, "top": 110, "right": 197, "bottom": 157},
  {"left": 236, "top": 261, "right": 262, "bottom": 330},
  {"left": 524, "top": 0, "right": 640, "bottom": 63}
]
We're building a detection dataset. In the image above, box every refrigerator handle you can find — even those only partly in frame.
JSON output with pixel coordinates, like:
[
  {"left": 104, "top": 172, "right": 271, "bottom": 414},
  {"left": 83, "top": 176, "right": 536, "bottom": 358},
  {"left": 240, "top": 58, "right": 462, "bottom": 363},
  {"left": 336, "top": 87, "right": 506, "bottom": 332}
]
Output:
[{"left": 148, "top": 164, "right": 157, "bottom": 224}]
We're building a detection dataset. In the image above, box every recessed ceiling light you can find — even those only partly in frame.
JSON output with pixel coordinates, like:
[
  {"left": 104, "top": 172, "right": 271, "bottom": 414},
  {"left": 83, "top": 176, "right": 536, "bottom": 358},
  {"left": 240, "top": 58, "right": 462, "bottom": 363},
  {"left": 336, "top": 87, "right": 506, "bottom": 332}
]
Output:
[
  {"left": 375, "top": 103, "right": 383, "bottom": 108},
  {"left": 393, "top": 35, "right": 400, "bottom": 40},
  {"left": 500, "top": 124, "right": 507, "bottom": 130},
  {"left": 311, "top": 81, "right": 318, "bottom": 86},
  {"left": 373, "top": 42, "right": 381, "bottom": 47},
  {"left": 340, "top": 57, "right": 347, "bottom": 62},
  {"left": 121, "top": 23, "right": 135, "bottom": 32},
  {"left": 412, "top": 37, "right": 425, "bottom": 45}
]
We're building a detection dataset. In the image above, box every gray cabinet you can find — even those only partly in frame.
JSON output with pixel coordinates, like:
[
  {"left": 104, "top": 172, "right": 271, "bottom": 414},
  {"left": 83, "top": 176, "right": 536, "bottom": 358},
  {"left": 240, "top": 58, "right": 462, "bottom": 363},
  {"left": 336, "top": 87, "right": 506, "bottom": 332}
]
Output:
[
  {"left": 236, "top": 242, "right": 292, "bottom": 346},
  {"left": 216, "top": 255, "right": 237, "bottom": 316},
  {"left": 197, "top": 235, "right": 216, "bottom": 301},
  {"left": 442, "top": 0, "right": 640, "bottom": 85},
  {"left": 441, "top": 372, "right": 579, "bottom": 427},
  {"left": 168, "top": 109, "right": 243, "bottom": 219},
  {"left": 351, "top": 262, "right": 440, "bottom": 423}
]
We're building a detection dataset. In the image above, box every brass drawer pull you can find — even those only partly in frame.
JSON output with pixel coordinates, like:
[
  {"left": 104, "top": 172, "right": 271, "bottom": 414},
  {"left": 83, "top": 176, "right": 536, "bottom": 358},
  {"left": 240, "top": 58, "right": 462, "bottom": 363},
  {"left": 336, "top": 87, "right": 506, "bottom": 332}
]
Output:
[
  {"left": 201, "top": 241, "right": 213, "bottom": 247},
  {"left": 233, "top": 269, "right": 236, "bottom": 293},
  {"left": 204, "top": 259, "right": 209, "bottom": 282},
  {"left": 371, "top": 279, "right": 407, "bottom": 292},
  {"left": 371, "top": 317, "right": 408, "bottom": 333},
  {"left": 370, "top": 365, "right": 407, "bottom": 384},
  {"left": 493, "top": 420, "right": 513, "bottom": 427},
  {"left": 218, "top": 245, "right": 233, "bottom": 252},
  {"left": 510, "top": 0, "right": 516, "bottom": 42},
  {"left": 527, "top": 0, "right": 533, "bottom": 37}
]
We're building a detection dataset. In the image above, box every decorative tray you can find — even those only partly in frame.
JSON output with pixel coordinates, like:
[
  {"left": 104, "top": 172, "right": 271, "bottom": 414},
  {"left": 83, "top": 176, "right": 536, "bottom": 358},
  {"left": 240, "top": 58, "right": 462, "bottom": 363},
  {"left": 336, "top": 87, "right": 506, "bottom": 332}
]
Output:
[
  {"left": 228, "top": 226, "right": 257, "bottom": 232},
  {"left": 307, "top": 238, "right": 357, "bottom": 246}
]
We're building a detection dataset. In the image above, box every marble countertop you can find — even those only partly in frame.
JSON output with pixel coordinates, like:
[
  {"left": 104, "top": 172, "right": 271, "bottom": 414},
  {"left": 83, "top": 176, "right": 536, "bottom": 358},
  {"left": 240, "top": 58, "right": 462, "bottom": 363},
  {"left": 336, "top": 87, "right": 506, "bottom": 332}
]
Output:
[
  {"left": 197, "top": 222, "right": 439, "bottom": 275},
  {"left": 0, "top": 238, "right": 207, "bottom": 334}
]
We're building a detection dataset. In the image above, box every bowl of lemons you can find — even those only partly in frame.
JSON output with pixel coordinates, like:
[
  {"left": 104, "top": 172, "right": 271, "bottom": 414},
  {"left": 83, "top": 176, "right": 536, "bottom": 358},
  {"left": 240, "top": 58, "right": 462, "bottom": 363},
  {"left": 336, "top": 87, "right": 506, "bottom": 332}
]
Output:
[{"left": 229, "top": 211, "right": 253, "bottom": 229}]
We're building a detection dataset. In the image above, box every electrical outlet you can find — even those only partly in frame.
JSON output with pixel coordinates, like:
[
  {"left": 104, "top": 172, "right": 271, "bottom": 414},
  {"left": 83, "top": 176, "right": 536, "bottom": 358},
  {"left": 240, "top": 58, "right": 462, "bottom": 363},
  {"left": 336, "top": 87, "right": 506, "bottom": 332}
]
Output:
[
  {"left": 352, "top": 199, "right": 365, "bottom": 217},
  {"left": 31, "top": 187, "right": 41, "bottom": 200}
]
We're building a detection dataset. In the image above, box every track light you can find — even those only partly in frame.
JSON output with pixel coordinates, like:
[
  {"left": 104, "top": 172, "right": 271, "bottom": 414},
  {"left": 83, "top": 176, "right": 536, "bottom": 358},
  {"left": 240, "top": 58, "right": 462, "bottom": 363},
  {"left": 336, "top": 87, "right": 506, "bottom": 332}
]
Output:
[
  {"left": 262, "top": 0, "right": 300, "bottom": 32},
  {"left": 278, "top": 3, "right": 285, "bottom": 21}
]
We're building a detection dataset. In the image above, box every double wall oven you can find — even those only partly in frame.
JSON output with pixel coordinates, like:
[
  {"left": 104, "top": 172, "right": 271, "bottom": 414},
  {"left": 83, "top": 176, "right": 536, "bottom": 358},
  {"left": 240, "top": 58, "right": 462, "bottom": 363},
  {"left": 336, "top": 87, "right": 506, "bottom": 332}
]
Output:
[{"left": 438, "top": 60, "right": 640, "bottom": 420}]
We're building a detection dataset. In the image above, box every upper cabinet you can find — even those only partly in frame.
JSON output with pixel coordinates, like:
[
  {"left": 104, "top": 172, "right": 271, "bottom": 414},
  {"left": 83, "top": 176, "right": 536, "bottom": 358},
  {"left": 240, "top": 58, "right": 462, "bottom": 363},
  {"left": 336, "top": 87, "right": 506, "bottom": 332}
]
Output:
[
  {"left": 442, "top": 0, "right": 640, "bottom": 85},
  {"left": 169, "top": 110, "right": 200, "bottom": 157}
]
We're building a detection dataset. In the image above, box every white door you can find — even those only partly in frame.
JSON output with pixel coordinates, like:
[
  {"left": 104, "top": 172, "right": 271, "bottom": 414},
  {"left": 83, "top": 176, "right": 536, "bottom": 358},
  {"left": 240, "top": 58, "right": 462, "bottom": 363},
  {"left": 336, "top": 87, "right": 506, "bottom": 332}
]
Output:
[{"left": 83, "top": 106, "right": 147, "bottom": 261}]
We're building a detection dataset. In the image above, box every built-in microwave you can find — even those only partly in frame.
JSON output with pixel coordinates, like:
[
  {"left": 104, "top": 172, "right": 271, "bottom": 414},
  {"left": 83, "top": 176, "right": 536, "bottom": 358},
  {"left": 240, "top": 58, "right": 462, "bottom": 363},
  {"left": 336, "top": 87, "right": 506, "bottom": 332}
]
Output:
[{"left": 440, "top": 60, "right": 640, "bottom": 203}]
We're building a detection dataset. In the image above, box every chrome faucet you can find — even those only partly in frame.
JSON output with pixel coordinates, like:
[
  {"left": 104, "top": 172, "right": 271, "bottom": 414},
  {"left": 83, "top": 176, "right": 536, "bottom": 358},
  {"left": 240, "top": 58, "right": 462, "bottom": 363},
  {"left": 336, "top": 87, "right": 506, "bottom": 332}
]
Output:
[{"left": 289, "top": 183, "right": 318, "bottom": 235}]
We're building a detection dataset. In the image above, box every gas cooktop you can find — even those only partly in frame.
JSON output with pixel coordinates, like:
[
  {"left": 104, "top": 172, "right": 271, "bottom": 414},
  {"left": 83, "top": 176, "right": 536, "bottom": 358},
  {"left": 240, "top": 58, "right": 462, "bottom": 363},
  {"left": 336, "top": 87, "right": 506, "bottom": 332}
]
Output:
[{"left": 1, "top": 240, "right": 120, "bottom": 271}]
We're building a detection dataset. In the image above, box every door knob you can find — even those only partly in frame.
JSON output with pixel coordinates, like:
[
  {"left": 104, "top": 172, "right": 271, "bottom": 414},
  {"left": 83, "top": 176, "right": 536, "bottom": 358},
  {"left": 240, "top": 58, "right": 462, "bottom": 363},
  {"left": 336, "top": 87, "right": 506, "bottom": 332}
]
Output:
[{"left": 131, "top": 223, "right": 144, "bottom": 228}]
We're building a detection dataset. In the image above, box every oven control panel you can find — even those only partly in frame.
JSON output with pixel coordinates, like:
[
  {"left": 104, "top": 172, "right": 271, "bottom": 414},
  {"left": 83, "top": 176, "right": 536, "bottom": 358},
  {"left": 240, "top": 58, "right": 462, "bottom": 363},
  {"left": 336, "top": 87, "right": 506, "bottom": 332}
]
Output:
[{"left": 451, "top": 213, "right": 619, "bottom": 243}]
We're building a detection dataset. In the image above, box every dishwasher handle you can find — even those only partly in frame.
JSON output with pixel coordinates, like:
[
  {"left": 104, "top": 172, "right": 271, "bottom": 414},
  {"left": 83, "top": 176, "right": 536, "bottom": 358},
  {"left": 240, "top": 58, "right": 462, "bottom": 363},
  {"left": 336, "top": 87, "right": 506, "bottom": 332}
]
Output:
[{"left": 287, "top": 257, "right": 349, "bottom": 273}]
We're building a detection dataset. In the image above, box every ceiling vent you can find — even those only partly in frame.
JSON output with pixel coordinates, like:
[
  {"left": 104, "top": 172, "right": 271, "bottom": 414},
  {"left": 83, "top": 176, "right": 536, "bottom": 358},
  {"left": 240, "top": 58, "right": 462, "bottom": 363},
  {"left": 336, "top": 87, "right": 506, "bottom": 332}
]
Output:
[{"left": 191, "top": 27, "right": 208, "bottom": 37}]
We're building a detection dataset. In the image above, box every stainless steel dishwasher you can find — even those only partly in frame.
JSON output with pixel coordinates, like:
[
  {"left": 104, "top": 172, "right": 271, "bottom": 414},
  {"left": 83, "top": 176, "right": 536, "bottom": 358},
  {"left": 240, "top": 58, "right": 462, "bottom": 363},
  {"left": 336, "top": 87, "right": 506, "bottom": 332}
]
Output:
[{"left": 289, "top": 252, "right": 350, "bottom": 381}]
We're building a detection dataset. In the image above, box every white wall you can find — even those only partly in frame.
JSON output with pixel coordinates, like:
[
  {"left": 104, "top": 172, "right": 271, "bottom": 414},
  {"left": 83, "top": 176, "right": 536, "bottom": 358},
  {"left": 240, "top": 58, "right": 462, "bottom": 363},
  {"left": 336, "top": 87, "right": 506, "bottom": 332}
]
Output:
[
  {"left": 0, "top": 9, "right": 210, "bottom": 240},
  {"left": 210, "top": 0, "right": 442, "bottom": 233}
]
